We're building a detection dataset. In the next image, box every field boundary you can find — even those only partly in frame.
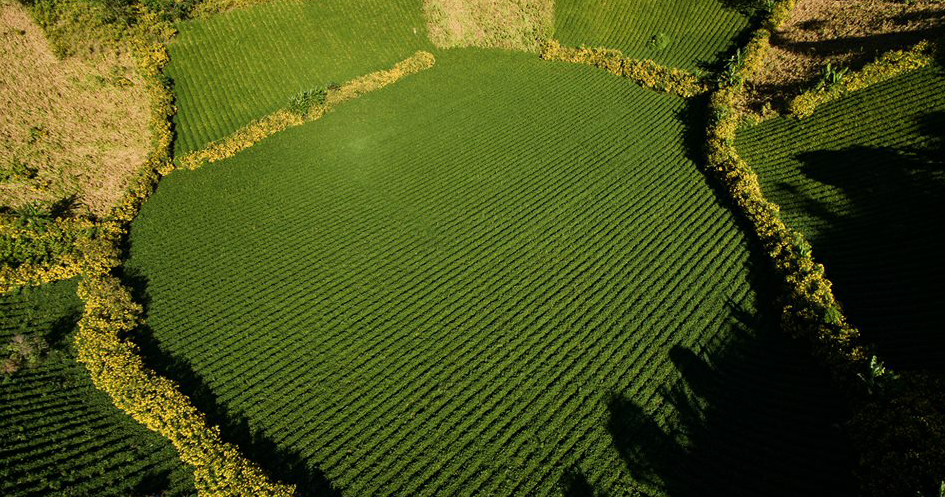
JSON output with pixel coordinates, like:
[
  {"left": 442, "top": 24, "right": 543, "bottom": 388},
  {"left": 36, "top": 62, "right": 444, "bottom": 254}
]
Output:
[
  {"left": 0, "top": 10, "right": 298, "bottom": 495},
  {"left": 539, "top": 39, "right": 706, "bottom": 97},
  {"left": 787, "top": 41, "right": 937, "bottom": 119},
  {"left": 704, "top": 1, "right": 944, "bottom": 494},
  {"left": 175, "top": 51, "right": 436, "bottom": 172}
]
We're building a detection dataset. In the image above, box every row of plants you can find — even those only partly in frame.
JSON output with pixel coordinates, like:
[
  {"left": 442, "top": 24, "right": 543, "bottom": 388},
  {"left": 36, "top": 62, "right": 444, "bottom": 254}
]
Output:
[
  {"left": 175, "top": 51, "right": 436, "bottom": 171},
  {"left": 539, "top": 39, "right": 707, "bottom": 97},
  {"left": 704, "top": 1, "right": 944, "bottom": 495},
  {"left": 788, "top": 41, "right": 937, "bottom": 118},
  {"left": 2, "top": 5, "right": 298, "bottom": 494}
]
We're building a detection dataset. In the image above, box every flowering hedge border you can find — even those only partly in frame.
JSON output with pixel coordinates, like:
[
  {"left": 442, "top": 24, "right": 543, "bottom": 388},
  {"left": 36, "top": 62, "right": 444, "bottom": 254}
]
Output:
[
  {"left": 0, "top": 10, "right": 298, "bottom": 495},
  {"left": 175, "top": 51, "right": 436, "bottom": 171},
  {"left": 788, "top": 41, "right": 936, "bottom": 119},
  {"left": 0, "top": 216, "right": 91, "bottom": 292},
  {"left": 706, "top": 1, "right": 944, "bottom": 494},
  {"left": 61, "top": 44, "right": 437, "bottom": 497},
  {"left": 539, "top": 39, "right": 707, "bottom": 97}
]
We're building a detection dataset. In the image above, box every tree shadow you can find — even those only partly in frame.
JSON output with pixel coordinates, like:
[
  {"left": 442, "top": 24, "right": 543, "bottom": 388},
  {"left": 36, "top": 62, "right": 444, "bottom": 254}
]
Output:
[
  {"left": 785, "top": 111, "right": 945, "bottom": 371},
  {"left": 45, "top": 310, "right": 81, "bottom": 351},
  {"left": 605, "top": 302, "right": 857, "bottom": 496},
  {"left": 559, "top": 466, "right": 606, "bottom": 497},
  {"left": 132, "top": 468, "right": 171, "bottom": 496},
  {"left": 118, "top": 267, "right": 341, "bottom": 497}
]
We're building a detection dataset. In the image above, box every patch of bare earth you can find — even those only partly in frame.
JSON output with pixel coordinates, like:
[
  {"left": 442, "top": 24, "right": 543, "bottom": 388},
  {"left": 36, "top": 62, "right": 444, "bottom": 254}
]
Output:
[
  {"left": 748, "top": 0, "right": 945, "bottom": 110},
  {"left": 0, "top": 1, "right": 149, "bottom": 217},
  {"left": 422, "top": 0, "right": 553, "bottom": 52}
]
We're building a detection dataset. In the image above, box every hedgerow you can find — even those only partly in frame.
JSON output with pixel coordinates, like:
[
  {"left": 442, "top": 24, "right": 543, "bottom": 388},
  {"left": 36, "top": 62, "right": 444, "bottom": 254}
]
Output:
[
  {"left": 705, "top": 1, "right": 945, "bottom": 493},
  {"left": 0, "top": 7, "right": 298, "bottom": 495},
  {"left": 788, "top": 41, "right": 936, "bottom": 118},
  {"left": 175, "top": 50, "right": 436, "bottom": 171},
  {"left": 0, "top": 215, "right": 91, "bottom": 292},
  {"left": 539, "top": 40, "right": 707, "bottom": 97}
]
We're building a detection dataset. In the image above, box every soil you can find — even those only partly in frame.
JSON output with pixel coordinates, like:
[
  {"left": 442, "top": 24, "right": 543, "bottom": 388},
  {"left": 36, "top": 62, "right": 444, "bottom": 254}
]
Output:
[{"left": 747, "top": 0, "right": 945, "bottom": 111}]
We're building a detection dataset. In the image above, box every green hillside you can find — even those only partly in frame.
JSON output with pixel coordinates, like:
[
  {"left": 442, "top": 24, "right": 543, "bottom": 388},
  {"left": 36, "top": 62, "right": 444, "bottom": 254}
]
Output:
[
  {"left": 554, "top": 0, "right": 750, "bottom": 72},
  {"left": 167, "top": 0, "right": 431, "bottom": 155},
  {"left": 736, "top": 64, "right": 945, "bottom": 372},
  {"left": 0, "top": 280, "right": 196, "bottom": 496},
  {"left": 126, "top": 50, "right": 854, "bottom": 496}
]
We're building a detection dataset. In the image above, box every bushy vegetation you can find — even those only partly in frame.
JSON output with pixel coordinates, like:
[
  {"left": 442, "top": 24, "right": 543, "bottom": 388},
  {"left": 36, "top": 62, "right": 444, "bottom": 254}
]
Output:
[
  {"left": 704, "top": 1, "right": 945, "bottom": 492},
  {"left": 0, "top": 279, "right": 197, "bottom": 496},
  {"left": 540, "top": 40, "right": 707, "bottom": 97},
  {"left": 125, "top": 50, "right": 855, "bottom": 496}
]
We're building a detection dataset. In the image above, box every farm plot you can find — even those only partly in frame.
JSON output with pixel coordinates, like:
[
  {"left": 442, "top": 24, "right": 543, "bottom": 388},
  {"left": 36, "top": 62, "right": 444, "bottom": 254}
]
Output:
[
  {"left": 736, "top": 64, "right": 945, "bottom": 372},
  {"left": 0, "top": 280, "right": 195, "bottom": 496},
  {"left": 167, "top": 0, "right": 431, "bottom": 155},
  {"left": 554, "top": 0, "right": 750, "bottom": 72},
  {"left": 128, "top": 50, "right": 854, "bottom": 495}
]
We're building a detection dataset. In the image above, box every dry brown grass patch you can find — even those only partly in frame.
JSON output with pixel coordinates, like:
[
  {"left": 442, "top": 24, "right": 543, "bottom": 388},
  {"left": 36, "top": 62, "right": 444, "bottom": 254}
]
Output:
[
  {"left": 422, "top": 0, "right": 553, "bottom": 52},
  {"left": 748, "top": 0, "right": 945, "bottom": 110},
  {"left": 0, "top": 1, "right": 149, "bottom": 217}
]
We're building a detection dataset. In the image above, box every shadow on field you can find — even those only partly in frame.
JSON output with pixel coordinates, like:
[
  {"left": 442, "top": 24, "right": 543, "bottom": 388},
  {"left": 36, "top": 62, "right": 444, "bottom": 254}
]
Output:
[
  {"left": 132, "top": 469, "right": 172, "bottom": 496},
  {"left": 783, "top": 111, "right": 945, "bottom": 371},
  {"left": 602, "top": 301, "right": 857, "bottom": 496},
  {"left": 120, "top": 268, "right": 341, "bottom": 497}
]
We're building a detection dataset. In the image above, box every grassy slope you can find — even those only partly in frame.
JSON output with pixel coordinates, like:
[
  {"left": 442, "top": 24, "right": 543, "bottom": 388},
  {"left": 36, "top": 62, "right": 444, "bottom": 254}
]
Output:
[
  {"left": 736, "top": 64, "right": 945, "bottom": 372},
  {"left": 166, "top": 0, "right": 431, "bottom": 155},
  {"left": 553, "top": 0, "right": 750, "bottom": 72},
  {"left": 128, "top": 50, "right": 854, "bottom": 496},
  {"left": 0, "top": 280, "right": 195, "bottom": 496}
]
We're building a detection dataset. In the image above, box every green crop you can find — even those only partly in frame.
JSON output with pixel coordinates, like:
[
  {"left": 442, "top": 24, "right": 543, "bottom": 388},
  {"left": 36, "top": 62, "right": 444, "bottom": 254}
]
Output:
[
  {"left": 127, "top": 50, "right": 855, "bottom": 496},
  {"left": 0, "top": 280, "right": 196, "bottom": 496},
  {"left": 736, "top": 64, "right": 945, "bottom": 373},
  {"left": 554, "top": 0, "right": 750, "bottom": 72},
  {"left": 166, "top": 0, "right": 432, "bottom": 155}
]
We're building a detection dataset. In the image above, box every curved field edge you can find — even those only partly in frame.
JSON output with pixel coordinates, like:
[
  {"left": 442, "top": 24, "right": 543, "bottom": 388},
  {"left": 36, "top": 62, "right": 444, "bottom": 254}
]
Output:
[
  {"left": 735, "top": 64, "right": 945, "bottom": 371},
  {"left": 0, "top": 279, "right": 197, "bottom": 496},
  {"left": 126, "top": 49, "right": 855, "bottom": 496},
  {"left": 166, "top": 0, "right": 432, "bottom": 156},
  {"left": 702, "top": 1, "right": 945, "bottom": 493},
  {"left": 0, "top": 18, "right": 300, "bottom": 494}
]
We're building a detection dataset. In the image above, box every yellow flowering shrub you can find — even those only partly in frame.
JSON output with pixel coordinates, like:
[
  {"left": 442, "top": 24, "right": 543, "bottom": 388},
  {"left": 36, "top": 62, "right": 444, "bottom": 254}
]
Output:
[
  {"left": 705, "top": 1, "right": 944, "bottom": 493},
  {"left": 789, "top": 42, "right": 935, "bottom": 119},
  {"left": 44, "top": 16, "right": 296, "bottom": 495},
  {"left": 177, "top": 51, "right": 436, "bottom": 171},
  {"left": 539, "top": 40, "right": 707, "bottom": 97}
]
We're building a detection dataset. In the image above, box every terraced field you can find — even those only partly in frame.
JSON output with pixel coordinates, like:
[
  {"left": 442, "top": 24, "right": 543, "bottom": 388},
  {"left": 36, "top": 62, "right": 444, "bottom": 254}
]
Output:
[
  {"left": 0, "top": 280, "right": 196, "bottom": 496},
  {"left": 167, "top": 0, "right": 431, "bottom": 155},
  {"left": 126, "top": 50, "right": 855, "bottom": 495},
  {"left": 554, "top": 0, "right": 750, "bottom": 72},
  {"left": 736, "top": 64, "right": 945, "bottom": 372}
]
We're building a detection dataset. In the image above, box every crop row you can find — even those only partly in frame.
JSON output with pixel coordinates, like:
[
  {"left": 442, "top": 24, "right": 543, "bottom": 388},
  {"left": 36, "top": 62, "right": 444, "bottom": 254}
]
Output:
[
  {"left": 167, "top": 0, "right": 431, "bottom": 155},
  {"left": 553, "top": 0, "right": 750, "bottom": 72},
  {"left": 736, "top": 63, "right": 945, "bottom": 373},
  {"left": 128, "top": 50, "right": 856, "bottom": 496},
  {"left": 0, "top": 280, "right": 197, "bottom": 497}
]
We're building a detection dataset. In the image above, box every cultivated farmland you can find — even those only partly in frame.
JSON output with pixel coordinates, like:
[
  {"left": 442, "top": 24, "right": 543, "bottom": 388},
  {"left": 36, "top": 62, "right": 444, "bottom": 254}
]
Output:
[
  {"left": 554, "top": 0, "right": 750, "bottom": 71},
  {"left": 736, "top": 64, "right": 945, "bottom": 372},
  {"left": 167, "top": 0, "right": 431, "bottom": 155},
  {"left": 0, "top": 280, "right": 195, "bottom": 496},
  {"left": 2, "top": 0, "right": 944, "bottom": 495},
  {"left": 126, "top": 50, "right": 854, "bottom": 495}
]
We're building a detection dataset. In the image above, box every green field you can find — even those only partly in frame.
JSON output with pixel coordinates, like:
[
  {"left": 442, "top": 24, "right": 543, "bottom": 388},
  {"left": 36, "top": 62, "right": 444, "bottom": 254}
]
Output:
[
  {"left": 736, "top": 64, "right": 945, "bottom": 372},
  {"left": 0, "top": 280, "right": 196, "bottom": 496},
  {"left": 554, "top": 0, "right": 750, "bottom": 72},
  {"left": 167, "top": 0, "right": 431, "bottom": 155},
  {"left": 126, "top": 50, "right": 854, "bottom": 495}
]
